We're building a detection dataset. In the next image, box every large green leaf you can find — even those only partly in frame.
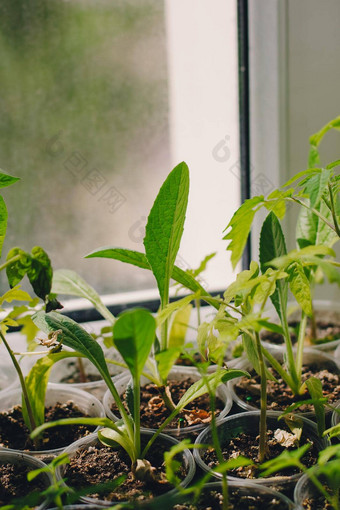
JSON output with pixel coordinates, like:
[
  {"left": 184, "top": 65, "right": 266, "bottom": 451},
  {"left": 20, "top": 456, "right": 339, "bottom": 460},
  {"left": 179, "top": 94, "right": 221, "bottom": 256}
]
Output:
[
  {"left": 85, "top": 247, "right": 210, "bottom": 298},
  {"left": 0, "top": 197, "right": 8, "bottom": 259},
  {"left": 32, "top": 311, "right": 112, "bottom": 385},
  {"left": 113, "top": 309, "right": 156, "bottom": 379},
  {"left": 5, "top": 247, "right": 30, "bottom": 287},
  {"left": 22, "top": 351, "right": 85, "bottom": 428},
  {"left": 296, "top": 198, "right": 338, "bottom": 249},
  {"left": 259, "top": 212, "right": 288, "bottom": 321},
  {"left": 52, "top": 269, "right": 114, "bottom": 323},
  {"left": 223, "top": 196, "right": 264, "bottom": 270},
  {"left": 304, "top": 168, "right": 332, "bottom": 208},
  {"left": 27, "top": 247, "right": 53, "bottom": 301},
  {"left": 286, "top": 262, "right": 312, "bottom": 316},
  {"left": 143, "top": 162, "right": 189, "bottom": 308}
]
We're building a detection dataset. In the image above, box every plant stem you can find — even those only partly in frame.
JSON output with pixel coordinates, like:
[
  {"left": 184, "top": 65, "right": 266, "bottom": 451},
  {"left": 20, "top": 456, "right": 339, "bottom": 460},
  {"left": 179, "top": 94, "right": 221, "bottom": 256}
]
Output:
[
  {"left": 289, "top": 197, "right": 337, "bottom": 232},
  {"left": 0, "top": 254, "right": 22, "bottom": 272},
  {"left": 295, "top": 311, "right": 307, "bottom": 384},
  {"left": 328, "top": 182, "right": 340, "bottom": 237},
  {"left": 77, "top": 357, "right": 87, "bottom": 383},
  {"left": 254, "top": 332, "right": 267, "bottom": 463},
  {"left": 280, "top": 308, "right": 300, "bottom": 393},
  {"left": 133, "top": 375, "right": 141, "bottom": 458},
  {"left": 0, "top": 330, "right": 37, "bottom": 432},
  {"left": 160, "top": 385, "right": 177, "bottom": 413}
]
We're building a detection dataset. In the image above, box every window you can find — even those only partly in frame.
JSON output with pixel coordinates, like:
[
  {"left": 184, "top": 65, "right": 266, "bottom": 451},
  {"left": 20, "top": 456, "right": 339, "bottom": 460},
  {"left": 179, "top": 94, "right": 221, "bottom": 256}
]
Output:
[{"left": 0, "top": 0, "right": 240, "bottom": 304}]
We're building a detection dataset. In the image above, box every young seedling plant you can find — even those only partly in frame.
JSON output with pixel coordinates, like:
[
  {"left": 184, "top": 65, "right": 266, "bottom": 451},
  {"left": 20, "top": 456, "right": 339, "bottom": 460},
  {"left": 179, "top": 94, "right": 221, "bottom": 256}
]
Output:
[{"left": 31, "top": 307, "right": 247, "bottom": 489}]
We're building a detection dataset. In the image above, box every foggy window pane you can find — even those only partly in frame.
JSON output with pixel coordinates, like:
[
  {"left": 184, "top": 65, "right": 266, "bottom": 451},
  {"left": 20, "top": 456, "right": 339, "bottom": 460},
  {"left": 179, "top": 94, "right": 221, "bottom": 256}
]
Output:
[{"left": 0, "top": 0, "right": 239, "bottom": 297}]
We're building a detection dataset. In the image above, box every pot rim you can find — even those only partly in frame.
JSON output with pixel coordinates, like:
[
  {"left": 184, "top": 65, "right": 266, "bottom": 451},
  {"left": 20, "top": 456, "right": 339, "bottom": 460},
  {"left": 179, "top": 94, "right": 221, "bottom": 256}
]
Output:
[
  {"left": 0, "top": 383, "right": 105, "bottom": 457},
  {"left": 103, "top": 367, "right": 233, "bottom": 437},
  {"left": 193, "top": 410, "right": 330, "bottom": 487},
  {"left": 56, "top": 429, "right": 196, "bottom": 507}
]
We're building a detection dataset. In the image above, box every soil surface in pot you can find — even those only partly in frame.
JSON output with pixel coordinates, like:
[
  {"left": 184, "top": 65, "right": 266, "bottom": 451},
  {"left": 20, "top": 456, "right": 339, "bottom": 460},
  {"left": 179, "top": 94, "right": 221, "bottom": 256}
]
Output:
[
  {"left": 111, "top": 377, "right": 224, "bottom": 429},
  {"left": 0, "top": 401, "right": 95, "bottom": 450},
  {"left": 0, "top": 462, "right": 46, "bottom": 505},
  {"left": 300, "top": 494, "right": 334, "bottom": 509},
  {"left": 260, "top": 316, "right": 340, "bottom": 347},
  {"left": 202, "top": 428, "right": 319, "bottom": 480},
  {"left": 64, "top": 440, "right": 187, "bottom": 503},
  {"left": 235, "top": 363, "right": 340, "bottom": 412},
  {"left": 174, "top": 488, "right": 290, "bottom": 509}
]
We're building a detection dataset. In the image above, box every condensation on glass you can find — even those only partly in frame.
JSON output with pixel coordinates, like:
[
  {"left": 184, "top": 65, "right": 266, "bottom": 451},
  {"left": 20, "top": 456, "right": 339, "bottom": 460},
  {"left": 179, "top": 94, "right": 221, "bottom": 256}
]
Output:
[{"left": 0, "top": 0, "right": 239, "bottom": 298}]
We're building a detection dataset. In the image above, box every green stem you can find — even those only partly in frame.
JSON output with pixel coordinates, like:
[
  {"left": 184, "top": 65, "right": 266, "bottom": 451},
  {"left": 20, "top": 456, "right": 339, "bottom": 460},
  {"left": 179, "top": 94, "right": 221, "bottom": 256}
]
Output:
[
  {"left": 261, "top": 347, "right": 296, "bottom": 391},
  {"left": 133, "top": 375, "right": 141, "bottom": 458},
  {"left": 0, "top": 331, "right": 36, "bottom": 432},
  {"left": 280, "top": 308, "right": 299, "bottom": 390},
  {"left": 295, "top": 312, "right": 307, "bottom": 384},
  {"left": 160, "top": 385, "right": 177, "bottom": 413},
  {"left": 0, "top": 254, "right": 22, "bottom": 272},
  {"left": 289, "top": 197, "right": 337, "bottom": 232},
  {"left": 104, "top": 377, "right": 134, "bottom": 441},
  {"left": 255, "top": 332, "right": 267, "bottom": 463},
  {"left": 328, "top": 182, "right": 340, "bottom": 237}
]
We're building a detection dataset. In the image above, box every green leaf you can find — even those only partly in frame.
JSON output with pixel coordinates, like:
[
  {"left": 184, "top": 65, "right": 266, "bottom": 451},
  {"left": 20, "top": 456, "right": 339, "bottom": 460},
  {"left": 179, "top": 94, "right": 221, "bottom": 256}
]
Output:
[
  {"left": 5, "top": 248, "right": 30, "bottom": 288},
  {"left": 32, "top": 311, "right": 114, "bottom": 389},
  {"left": 52, "top": 269, "right": 114, "bottom": 323},
  {"left": 0, "top": 171, "right": 20, "bottom": 188},
  {"left": 259, "top": 444, "right": 310, "bottom": 477},
  {"left": 259, "top": 212, "right": 288, "bottom": 321},
  {"left": 168, "top": 303, "right": 193, "bottom": 349},
  {"left": 22, "top": 351, "right": 85, "bottom": 428},
  {"left": 27, "top": 247, "right": 53, "bottom": 301},
  {"left": 306, "top": 377, "right": 326, "bottom": 436},
  {"left": 85, "top": 247, "right": 211, "bottom": 299},
  {"left": 144, "top": 162, "right": 189, "bottom": 308},
  {"left": 155, "top": 347, "right": 182, "bottom": 382},
  {"left": 296, "top": 198, "right": 338, "bottom": 249},
  {"left": 157, "top": 294, "right": 196, "bottom": 330},
  {"left": 176, "top": 369, "right": 249, "bottom": 411},
  {"left": 98, "top": 425, "right": 136, "bottom": 462},
  {"left": 286, "top": 262, "right": 312, "bottom": 316},
  {"left": 304, "top": 169, "right": 332, "bottom": 208},
  {"left": 0, "top": 286, "right": 32, "bottom": 306},
  {"left": 309, "top": 115, "right": 340, "bottom": 167},
  {"left": 31, "top": 416, "right": 115, "bottom": 439},
  {"left": 223, "top": 196, "right": 264, "bottom": 270},
  {"left": 324, "top": 423, "right": 340, "bottom": 440},
  {"left": 113, "top": 309, "right": 156, "bottom": 379}
]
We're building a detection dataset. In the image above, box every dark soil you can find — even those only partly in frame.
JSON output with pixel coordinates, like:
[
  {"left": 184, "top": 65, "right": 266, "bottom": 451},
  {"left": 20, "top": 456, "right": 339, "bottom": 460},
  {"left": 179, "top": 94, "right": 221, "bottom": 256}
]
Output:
[
  {"left": 202, "top": 428, "right": 319, "bottom": 480},
  {"left": 301, "top": 495, "right": 334, "bottom": 509},
  {"left": 235, "top": 364, "right": 340, "bottom": 412},
  {"left": 64, "top": 439, "right": 186, "bottom": 503},
  {"left": 260, "top": 319, "right": 340, "bottom": 347},
  {"left": 0, "top": 461, "right": 46, "bottom": 505},
  {"left": 0, "top": 401, "right": 95, "bottom": 451},
  {"left": 174, "top": 488, "right": 290, "bottom": 509},
  {"left": 111, "top": 377, "right": 225, "bottom": 430}
]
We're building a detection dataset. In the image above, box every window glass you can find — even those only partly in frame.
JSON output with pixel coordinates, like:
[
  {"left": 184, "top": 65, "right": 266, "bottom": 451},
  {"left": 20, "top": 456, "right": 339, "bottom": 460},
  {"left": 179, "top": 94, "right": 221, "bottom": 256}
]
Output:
[{"left": 0, "top": 0, "right": 239, "bottom": 298}]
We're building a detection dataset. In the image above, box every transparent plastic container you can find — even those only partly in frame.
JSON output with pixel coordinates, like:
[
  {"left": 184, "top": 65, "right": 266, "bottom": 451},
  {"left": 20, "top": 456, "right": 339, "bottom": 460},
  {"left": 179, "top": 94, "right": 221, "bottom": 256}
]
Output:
[
  {"left": 56, "top": 430, "right": 196, "bottom": 507},
  {"left": 103, "top": 366, "right": 233, "bottom": 438},
  {"left": 228, "top": 348, "right": 340, "bottom": 418},
  {"left": 261, "top": 300, "right": 340, "bottom": 354},
  {"left": 193, "top": 411, "right": 330, "bottom": 494},
  {"left": 0, "top": 449, "right": 52, "bottom": 510},
  {"left": 0, "top": 384, "right": 105, "bottom": 462},
  {"left": 0, "top": 363, "right": 18, "bottom": 398},
  {"left": 171, "top": 481, "right": 298, "bottom": 509},
  {"left": 294, "top": 471, "right": 331, "bottom": 509}
]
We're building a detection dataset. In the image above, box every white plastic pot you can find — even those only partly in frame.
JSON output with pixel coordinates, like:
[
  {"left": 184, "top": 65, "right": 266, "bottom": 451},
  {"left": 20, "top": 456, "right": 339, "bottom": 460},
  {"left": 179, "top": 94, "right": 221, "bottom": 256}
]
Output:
[
  {"left": 103, "top": 366, "right": 233, "bottom": 438},
  {"left": 56, "top": 430, "right": 196, "bottom": 507},
  {"left": 0, "top": 449, "right": 52, "bottom": 509},
  {"left": 0, "top": 384, "right": 105, "bottom": 462},
  {"left": 193, "top": 411, "right": 329, "bottom": 494},
  {"left": 228, "top": 348, "right": 340, "bottom": 418}
]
